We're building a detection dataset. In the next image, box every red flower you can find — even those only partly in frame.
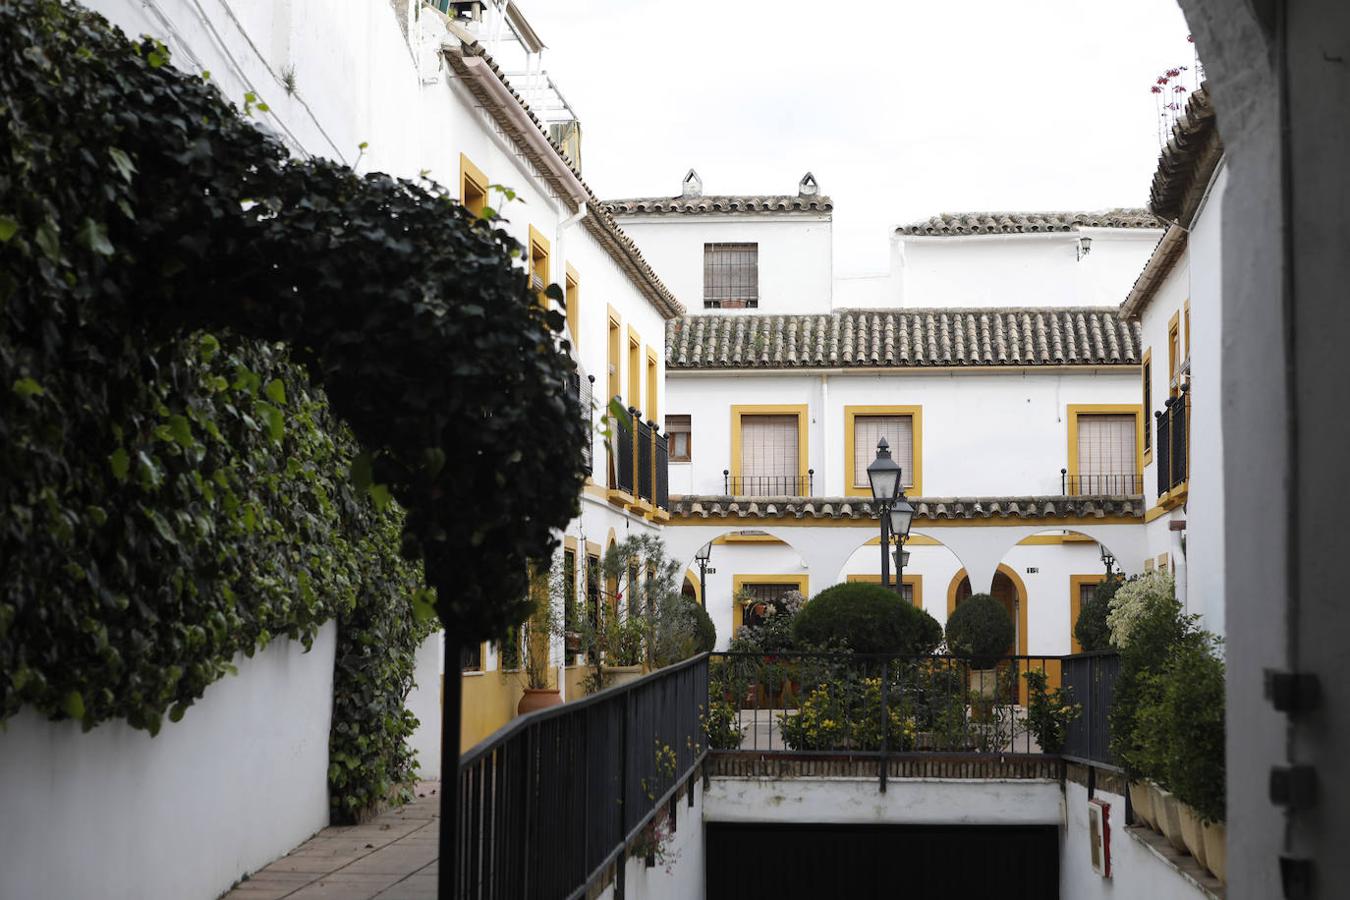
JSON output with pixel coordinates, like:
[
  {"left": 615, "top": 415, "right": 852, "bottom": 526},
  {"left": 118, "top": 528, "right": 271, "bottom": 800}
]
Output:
[{"left": 1151, "top": 86, "right": 1163, "bottom": 94}]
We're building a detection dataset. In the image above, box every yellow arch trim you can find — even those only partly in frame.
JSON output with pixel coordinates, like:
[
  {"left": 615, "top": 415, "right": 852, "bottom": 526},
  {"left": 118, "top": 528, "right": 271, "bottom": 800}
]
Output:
[{"left": 945, "top": 564, "right": 1028, "bottom": 658}]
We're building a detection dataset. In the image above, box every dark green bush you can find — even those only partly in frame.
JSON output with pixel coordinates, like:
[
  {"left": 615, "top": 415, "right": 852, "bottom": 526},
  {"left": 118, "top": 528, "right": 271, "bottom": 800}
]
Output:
[
  {"left": 944, "top": 594, "right": 1014, "bottom": 667},
  {"left": 1074, "top": 576, "right": 1120, "bottom": 652},
  {"left": 1157, "top": 639, "right": 1225, "bottom": 822},
  {"left": 791, "top": 582, "right": 942, "bottom": 656},
  {"left": 686, "top": 598, "right": 716, "bottom": 654}
]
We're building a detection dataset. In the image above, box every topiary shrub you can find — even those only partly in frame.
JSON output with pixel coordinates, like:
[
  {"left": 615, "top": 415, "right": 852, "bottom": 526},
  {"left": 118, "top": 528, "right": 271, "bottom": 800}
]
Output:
[
  {"left": 791, "top": 582, "right": 942, "bottom": 656},
  {"left": 944, "top": 593, "right": 1014, "bottom": 668},
  {"left": 1074, "top": 576, "right": 1120, "bottom": 652},
  {"left": 685, "top": 598, "right": 716, "bottom": 654},
  {"left": 1157, "top": 638, "right": 1225, "bottom": 822}
]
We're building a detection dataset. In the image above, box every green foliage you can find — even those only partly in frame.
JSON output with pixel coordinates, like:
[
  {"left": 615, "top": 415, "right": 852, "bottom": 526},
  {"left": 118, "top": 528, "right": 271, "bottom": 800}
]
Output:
[
  {"left": 684, "top": 598, "right": 716, "bottom": 655},
  {"left": 780, "top": 676, "right": 917, "bottom": 751},
  {"left": 791, "top": 582, "right": 942, "bottom": 656},
  {"left": 944, "top": 594, "right": 1014, "bottom": 667},
  {"left": 701, "top": 698, "right": 742, "bottom": 750},
  {"left": 1155, "top": 639, "right": 1226, "bottom": 822},
  {"left": 1107, "top": 572, "right": 1176, "bottom": 649},
  {"left": 1074, "top": 576, "right": 1120, "bottom": 652},
  {"left": 1024, "top": 670, "right": 1080, "bottom": 753}
]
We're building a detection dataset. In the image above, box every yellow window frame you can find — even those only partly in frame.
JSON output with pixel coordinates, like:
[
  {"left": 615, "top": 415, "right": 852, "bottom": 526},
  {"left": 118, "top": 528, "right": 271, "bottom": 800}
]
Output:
[
  {"left": 1167, "top": 311, "right": 1182, "bottom": 397},
  {"left": 732, "top": 573, "right": 810, "bottom": 635},
  {"left": 564, "top": 264, "right": 580, "bottom": 352},
  {"left": 845, "top": 573, "right": 924, "bottom": 609},
  {"left": 1141, "top": 349, "right": 1153, "bottom": 466},
  {"left": 843, "top": 405, "right": 923, "bottom": 497},
  {"left": 645, "top": 347, "right": 659, "bottom": 422},
  {"left": 528, "top": 225, "right": 550, "bottom": 306},
  {"left": 627, "top": 326, "right": 642, "bottom": 415},
  {"left": 606, "top": 306, "right": 621, "bottom": 404},
  {"left": 459, "top": 153, "right": 488, "bottom": 217},
  {"left": 1065, "top": 404, "right": 1144, "bottom": 495},
  {"left": 729, "top": 404, "right": 810, "bottom": 485}
]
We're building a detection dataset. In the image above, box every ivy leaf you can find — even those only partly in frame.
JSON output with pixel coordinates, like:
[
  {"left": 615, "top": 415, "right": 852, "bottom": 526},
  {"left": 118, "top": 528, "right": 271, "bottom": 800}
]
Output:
[
  {"left": 410, "top": 587, "right": 438, "bottom": 623},
  {"left": 608, "top": 398, "right": 632, "bottom": 431},
  {"left": 255, "top": 401, "right": 284, "bottom": 442},
  {"left": 0, "top": 216, "right": 18, "bottom": 242},
  {"left": 167, "top": 414, "right": 194, "bottom": 448},
  {"left": 62, "top": 691, "right": 85, "bottom": 720},
  {"left": 12, "top": 377, "right": 44, "bottom": 398},
  {"left": 108, "top": 148, "right": 137, "bottom": 183},
  {"left": 34, "top": 221, "right": 60, "bottom": 263},
  {"left": 109, "top": 447, "right": 130, "bottom": 482},
  {"left": 264, "top": 378, "right": 286, "bottom": 405},
  {"left": 369, "top": 484, "right": 391, "bottom": 512},
  {"left": 78, "top": 219, "right": 114, "bottom": 256}
]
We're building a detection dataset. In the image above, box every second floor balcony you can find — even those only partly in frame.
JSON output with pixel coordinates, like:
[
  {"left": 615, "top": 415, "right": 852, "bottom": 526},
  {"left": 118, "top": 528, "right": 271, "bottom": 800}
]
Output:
[
  {"left": 722, "top": 469, "right": 815, "bottom": 497},
  {"left": 1155, "top": 387, "right": 1190, "bottom": 498},
  {"left": 607, "top": 400, "right": 670, "bottom": 512}
]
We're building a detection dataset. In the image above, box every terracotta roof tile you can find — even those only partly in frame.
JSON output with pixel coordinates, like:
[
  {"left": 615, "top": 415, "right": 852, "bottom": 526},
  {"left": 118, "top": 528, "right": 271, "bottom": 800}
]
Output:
[
  {"left": 603, "top": 196, "right": 833, "bottom": 216},
  {"left": 897, "top": 209, "right": 1161, "bottom": 236},
  {"left": 1148, "top": 84, "right": 1221, "bottom": 226},
  {"left": 666, "top": 308, "right": 1141, "bottom": 369},
  {"left": 670, "top": 495, "right": 1144, "bottom": 520}
]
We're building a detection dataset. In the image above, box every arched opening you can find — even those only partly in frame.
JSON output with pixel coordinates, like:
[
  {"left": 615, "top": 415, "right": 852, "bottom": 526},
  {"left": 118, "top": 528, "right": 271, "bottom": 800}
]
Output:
[
  {"left": 836, "top": 531, "right": 967, "bottom": 625},
  {"left": 677, "top": 529, "right": 811, "bottom": 648},
  {"left": 681, "top": 571, "right": 700, "bottom": 605},
  {"left": 946, "top": 565, "right": 1029, "bottom": 659}
]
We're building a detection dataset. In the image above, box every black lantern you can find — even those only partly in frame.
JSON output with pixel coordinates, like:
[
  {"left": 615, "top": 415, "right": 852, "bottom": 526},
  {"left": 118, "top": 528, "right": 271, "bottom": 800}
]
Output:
[
  {"left": 694, "top": 542, "right": 712, "bottom": 606},
  {"left": 866, "top": 437, "right": 902, "bottom": 502}
]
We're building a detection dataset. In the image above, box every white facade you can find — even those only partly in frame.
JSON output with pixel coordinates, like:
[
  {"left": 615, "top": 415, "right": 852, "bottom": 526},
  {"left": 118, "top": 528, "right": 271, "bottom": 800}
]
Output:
[{"left": 0, "top": 624, "right": 336, "bottom": 900}]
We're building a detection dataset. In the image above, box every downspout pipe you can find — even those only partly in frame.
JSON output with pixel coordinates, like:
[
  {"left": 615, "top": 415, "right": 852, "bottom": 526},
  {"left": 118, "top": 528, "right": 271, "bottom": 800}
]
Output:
[{"left": 556, "top": 202, "right": 586, "bottom": 353}]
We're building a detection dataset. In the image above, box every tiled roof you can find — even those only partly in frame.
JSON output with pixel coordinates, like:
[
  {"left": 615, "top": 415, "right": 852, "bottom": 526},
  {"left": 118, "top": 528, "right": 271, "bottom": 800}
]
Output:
[
  {"left": 896, "top": 209, "right": 1161, "bottom": 236},
  {"left": 666, "top": 308, "right": 1142, "bottom": 369},
  {"left": 438, "top": 37, "right": 685, "bottom": 318},
  {"left": 670, "top": 495, "right": 1145, "bottom": 521},
  {"left": 603, "top": 195, "right": 833, "bottom": 216},
  {"left": 1148, "top": 84, "right": 1221, "bottom": 226}
]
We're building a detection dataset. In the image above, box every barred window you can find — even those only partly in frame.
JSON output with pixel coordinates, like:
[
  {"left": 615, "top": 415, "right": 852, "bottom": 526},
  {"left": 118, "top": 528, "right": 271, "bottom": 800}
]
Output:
[{"left": 703, "top": 243, "right": 758, "bottom": 308}]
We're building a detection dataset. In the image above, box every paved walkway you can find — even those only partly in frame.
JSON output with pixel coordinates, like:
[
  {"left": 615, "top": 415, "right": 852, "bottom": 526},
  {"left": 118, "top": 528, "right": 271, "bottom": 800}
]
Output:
[{"left": 223, "top": 783, "right": 441, "bottom": 900}]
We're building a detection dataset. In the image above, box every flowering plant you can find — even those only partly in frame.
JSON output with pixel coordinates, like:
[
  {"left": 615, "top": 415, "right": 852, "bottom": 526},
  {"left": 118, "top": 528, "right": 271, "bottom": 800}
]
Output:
[{"left": 1106, "top": 571, "right": 1177, "bottom": 648}]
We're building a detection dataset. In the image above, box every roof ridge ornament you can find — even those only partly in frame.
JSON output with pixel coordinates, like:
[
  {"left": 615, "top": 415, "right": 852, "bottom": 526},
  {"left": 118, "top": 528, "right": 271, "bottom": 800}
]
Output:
[
  {"left": 798, "top": 172, "right": 819, "bottom": 197},
  {"left": 682, "top": 168, "right": 702, "bottom": 198}
]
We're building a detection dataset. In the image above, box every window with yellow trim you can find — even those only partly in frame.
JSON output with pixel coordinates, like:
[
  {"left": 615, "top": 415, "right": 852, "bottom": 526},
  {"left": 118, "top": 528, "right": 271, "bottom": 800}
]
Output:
[
  {"left": 646, "top": 348, "right": 659, "bottom": 422},
  {"left": 1069, "top": 574, "right": 1106, "bottom": 654},
  {"left": 606, "top": 310, "right": 621, "bottom": 404},
  {"left": 730, "top": 405, "right": 809, "bottom": 496},
  {"left": 459, "top": 154, "right": 488, "bottom": 217},
  {"left": 627, "top": 332, "right": 641, "bottom": 414},
  {"left": 1167, "top": 312, "right": 1181, "bottom": 397},
  {"left": 564, "top": 266, "right": 580, "bottom": 352},
  {"left": 846, "top": 573, "right": 923, "bottom": 608},
  {"left": 1066, "top": 405, "right": 1143, "bottom": 495},
  {"left": 528, "top": 226, "right": 550, "bottom": 305},
  {"left": 732, "top": 574, "right": 809, "bottom": 634},
  {"left": 1141, "top": 349, "right": 1153, "bottom": 464},
  {"left": 843, "top": 405, "right": 922, "bottom": 497}
]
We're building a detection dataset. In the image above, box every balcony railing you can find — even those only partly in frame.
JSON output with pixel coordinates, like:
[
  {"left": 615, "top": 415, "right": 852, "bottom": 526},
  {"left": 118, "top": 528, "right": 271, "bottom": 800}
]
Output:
[
  {"left": 567, "top": 371, "right": 594, "bottom": 476},
  {"left": 1155, "top": 386, "right": 1189, "bottom": 496},
  {"left": 1061, "top": 471, "right": 1144, "bottom": 495},
  {"left": 637, "top": 417, "right": 653, "bottom": 502},
  {"left": 722, "top": 469, "right": 814, "bottom": 496},
  {"left": 610, "top": 396, "right": 633, "bottom": 495},
  {"left": 1060, "top": 651, "right": 1120, "bottom": 767},
  {"left": 605, "top": 400, "right": 669, "bottom": 510},
  {"left": 456, "top": 655, "right": 709, "bottom": 900},
  {"left": 655, "top": 430, "right": 670, "bottom": 511}
]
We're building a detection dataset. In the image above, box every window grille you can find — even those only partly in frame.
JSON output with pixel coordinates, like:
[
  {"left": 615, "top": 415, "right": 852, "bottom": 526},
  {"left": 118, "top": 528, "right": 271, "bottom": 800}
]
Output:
[
  {"left": 703, "top": 243, "right": 758, "bottom": 308},
  {"left": 852, "top": 415, "right": 914, "bottom": 490}
]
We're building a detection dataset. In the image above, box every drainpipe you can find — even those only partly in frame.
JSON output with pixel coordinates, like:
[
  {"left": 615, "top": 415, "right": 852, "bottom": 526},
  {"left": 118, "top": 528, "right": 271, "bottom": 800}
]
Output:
[{"left": 556, "top": 202, "right": 586, "bottom": 349}]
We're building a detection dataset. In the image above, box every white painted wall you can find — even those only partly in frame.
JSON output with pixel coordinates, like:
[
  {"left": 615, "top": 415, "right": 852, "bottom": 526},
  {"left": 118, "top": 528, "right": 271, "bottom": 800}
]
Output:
[
  {"left": 406, "top": 630, "right": 445, "bottom": 780},
  {"left": 614, "top": 214, "right": 833, "bottom": 316},
  {"left": 0, "top": 623, "right": 336, "bottom": 900},
  {"left": 667, "top": 368, "right": 1141, "bottom": 499},
  {"left": 598, "top": 780, "right": 707, "bottom": 900},
  {"left": 1060, "top": 780, "right": 1213, "bottom": 900},
  {"left": 893, "top": 230, "right": 1161, "bottom": 310},
  {"left": 704, "top": 776, "right": 1063, "bottom": 826}
]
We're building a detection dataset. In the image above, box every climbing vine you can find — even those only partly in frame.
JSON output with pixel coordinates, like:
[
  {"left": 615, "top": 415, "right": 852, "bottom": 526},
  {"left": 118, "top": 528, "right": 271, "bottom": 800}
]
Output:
[{"left": 1, "top": 0, "right": 586, "bottom": 815}]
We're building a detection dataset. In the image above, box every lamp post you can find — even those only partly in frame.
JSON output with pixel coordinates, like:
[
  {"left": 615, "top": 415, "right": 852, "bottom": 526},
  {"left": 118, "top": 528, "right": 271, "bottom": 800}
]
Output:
[
  {"left": 867, "top": 437, "right": 903, "bottom": 589},
  {"left": 1100, "top": 544, "right": 1116, "bottom": 578},
  {"left": 888, "top": 495, "right": 914, "bottom": 595},
  {"left": 694, "top": 541, "right": 713, "bottom": 606}
]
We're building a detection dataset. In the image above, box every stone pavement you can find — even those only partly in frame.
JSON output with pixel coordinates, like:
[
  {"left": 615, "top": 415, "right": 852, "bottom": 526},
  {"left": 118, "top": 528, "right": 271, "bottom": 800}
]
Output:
[{"left": 222, "top": 782, "right": 442, "bottom": 900}]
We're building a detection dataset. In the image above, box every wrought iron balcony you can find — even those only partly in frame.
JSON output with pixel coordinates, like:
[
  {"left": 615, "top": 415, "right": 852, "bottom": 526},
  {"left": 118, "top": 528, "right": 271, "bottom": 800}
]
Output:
[
  {"left": 722, "top": 469, "right": 815, "bottom": 497},
  {"left": 1155, "top": 386, "right": 1189, "bottom": 496},
  {"left": 1060, "top": 471, "right": 1144, "bottom": 495},
  {"left": 567, "top": 370, "right": 594, "bottom": 476},
  {"left": 605, "top": 399, "right": 669, "bottom": 510}
]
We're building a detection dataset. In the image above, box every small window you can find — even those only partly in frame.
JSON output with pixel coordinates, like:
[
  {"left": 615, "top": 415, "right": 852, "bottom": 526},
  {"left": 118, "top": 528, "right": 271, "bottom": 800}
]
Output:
[
  {"left": 703, "top": 243, "right": 759, "bottom": 308},
  {"left": 627, "top": 335, "right": 642, "bottom": 413},
  {"left": 461, "top": 642, "right": 483, "bottom": 672},
  {"left": 563, "top": 548, "right": 578, "bottom": 666},
  {"left": 460, "top": 154, "right": 488, "bottom": 218},
  {"left": 1142, "top": 353, "right": 1153, "bottom": 454},
  {"left": 667, "top": 415, "right": 691, "bottom": 462},
  {"left": 565, "top": 269, "right": 580, "bottom": 352},
  {"left": 528, "top": 226, "right": 550, "bottom": 303}
]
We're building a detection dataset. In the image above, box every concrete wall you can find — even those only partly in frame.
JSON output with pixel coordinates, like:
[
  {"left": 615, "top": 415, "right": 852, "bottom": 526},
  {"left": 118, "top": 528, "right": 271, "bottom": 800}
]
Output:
[
  {"left": 597, "top": 780, "right": 706, "bottom": 900},
  {"left": 0, "top": 623, "right": 337, "bottom": 900},
  {"left": 667, "top": 368, "right": 1141, "bottom": 499},
  {"left": 406, "top": 631, "right": 444, "bottom": 779},
  {"left": 615, "top": 214, "right": 833, "bottom": 316},
  {"left": 704, "top": 776, "right": 1062, "bottom": 826},
  {"left": 1060, "top": 780, "right": 1211, "bottom": 900}
]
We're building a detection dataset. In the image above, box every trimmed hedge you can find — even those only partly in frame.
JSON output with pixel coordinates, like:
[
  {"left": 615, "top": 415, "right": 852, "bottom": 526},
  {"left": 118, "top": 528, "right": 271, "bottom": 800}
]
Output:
[
  {"left": 791, "top": 582, "right": 942, "bottom": 656},
  {"left": 944, "top": 593, "right": 1014, "bottom": 665},
  {"left": 686, "top": 598, "right": 717, "bottom": 654},
  {"left": 1074, "top": 576, "right": 1119, "bottom": 652}
]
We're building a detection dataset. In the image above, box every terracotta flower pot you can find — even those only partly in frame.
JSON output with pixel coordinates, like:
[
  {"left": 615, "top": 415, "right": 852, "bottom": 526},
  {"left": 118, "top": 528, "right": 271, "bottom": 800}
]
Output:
[
  {"left": 1155, "top": 787, "right": 1188, "bottom": 854},
  {"left": 1128, "top": 781, "right": 1155, "bottom": 829},
  {"left": 517, "top": 688, "right": 562, "bottom": 716},
  {"left": 602, "top": 664, "right": 644, "bottom": 689},
  {"left": 1202, "top": 820, "right": 1226, "bottom": 883},
  {"left": 1177, "top": 802, "right": 1209, "bottom": 870}
]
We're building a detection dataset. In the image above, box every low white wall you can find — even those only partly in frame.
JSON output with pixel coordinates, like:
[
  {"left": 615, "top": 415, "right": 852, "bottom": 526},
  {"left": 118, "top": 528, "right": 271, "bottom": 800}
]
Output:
[
  {"left": 406, "top": 630, "right": 444, "bottom": 780},
  {"left": 1060, "top": 780, "right": 1212, "bottom": 900},
  {"left": 598, "top": 779, "right": 706, "bottom": 900},
  {"left": 704, "top": 776, "right": 1062, "bottom": 826},
  {"left": 0, "top": 622, "right": 337, "bottom": 900}
]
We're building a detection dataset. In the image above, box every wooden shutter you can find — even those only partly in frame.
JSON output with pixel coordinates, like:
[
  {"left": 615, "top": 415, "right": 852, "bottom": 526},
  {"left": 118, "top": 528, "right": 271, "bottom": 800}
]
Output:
[
  {"left": 1077, "top": 414, "right": 1136, "bottom": 492},
  {"left": 853, "top": 415, "right": 914, "bottom": 489},
  {"left": 741, "top": 415, "right": 797, "bottom": 480}
]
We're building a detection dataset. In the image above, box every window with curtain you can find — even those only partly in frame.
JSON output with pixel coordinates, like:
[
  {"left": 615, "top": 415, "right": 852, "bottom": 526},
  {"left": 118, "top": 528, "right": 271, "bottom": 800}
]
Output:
[
  {"left": 1077, "top": 414, "right": 1137, "bottom": 493},
  {"left": 853, "top": 415, "right": 914, "bottom": 490},
  {"left": 740, "top": 415, "right": 798, "bottom": 493},
  {"left": 703, "top": 243, "right": 759, "bottom": 308},
  {"left": 666, "top": 414, "right": 691, "bottom": 462}
]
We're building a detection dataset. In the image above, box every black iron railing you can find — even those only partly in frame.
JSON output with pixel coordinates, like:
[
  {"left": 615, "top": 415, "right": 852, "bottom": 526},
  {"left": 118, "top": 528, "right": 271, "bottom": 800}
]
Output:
[
  {"left": 1061, "top": 651, "right": 1121, "bottom": 769},
  {"left": 610, "top": 396, "right": 633, "bottom": 495},
  {"left": 722, "top": 469, "right": 814, "bottom": 496},
  {"left": 636, "top": 416, "right": 653, "bottom": 502},
  {"left": 1061, "top": 471, "right": 1144, "bottom": 495},
  {"left": 1155, "top": 387, "right": 1189, "bottom": 496},
  {"left": 457, "top": 654, "right": 709, "bottom": 900},
  {"left": 654, "top": 430, "right": 669, "bottom": 510},
  {"left": 579, "top": 374, "right": 594, "bottom": 476}
]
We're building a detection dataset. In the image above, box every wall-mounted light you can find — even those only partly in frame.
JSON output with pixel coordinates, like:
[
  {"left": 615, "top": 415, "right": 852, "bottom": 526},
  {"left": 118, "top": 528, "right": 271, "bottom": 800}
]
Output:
[{"left": 1077, "top": 235, "right": 1093, "bottom": 261}]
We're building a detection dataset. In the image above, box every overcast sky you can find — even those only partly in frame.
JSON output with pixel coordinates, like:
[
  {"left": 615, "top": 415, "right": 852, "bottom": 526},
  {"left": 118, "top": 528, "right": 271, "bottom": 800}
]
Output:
[{"left": 523, "top": 0, "right": 1196, "bottom": 275}]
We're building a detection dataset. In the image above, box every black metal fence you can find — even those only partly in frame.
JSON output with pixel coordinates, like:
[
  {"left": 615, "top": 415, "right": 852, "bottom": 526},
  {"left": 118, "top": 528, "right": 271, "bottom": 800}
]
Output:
[
  {"left": 654, "top": 430, "right": 669, "bottom": 510},
  {"left": 722, "top": 470, "right": 814, "bottom": 497},
  {"left": 1061, "top": 471, "right": 1144, "bottom": 495},
  {"left": 610, "top": 396, "right": 633, "bottom": 495},
  {"left": 1060, "top": 651, "right": 1120, "bottom": 768},
  {"left": 636, "top": 415, "right": 653, "bottom": 502},
  {"left": 1155, "top": 388, "right": 1189, "bottom": 496},
  {"left": 456, "top": 654, "right": 709, "bottom": 900}
]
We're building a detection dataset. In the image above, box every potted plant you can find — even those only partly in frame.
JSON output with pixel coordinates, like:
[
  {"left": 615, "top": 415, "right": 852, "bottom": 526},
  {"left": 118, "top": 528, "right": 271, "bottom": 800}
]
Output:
[
  {"left": 944, "top": 594, "right": 1014, "bottom": 697},
  {"left": 517, "top": 559, "right": 566, "bottom": 715}
]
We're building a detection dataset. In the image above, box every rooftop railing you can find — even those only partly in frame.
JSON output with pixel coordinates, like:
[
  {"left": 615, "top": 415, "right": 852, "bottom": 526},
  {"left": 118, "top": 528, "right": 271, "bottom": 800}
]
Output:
[{"left": 1061, "top": 470, "right": 1144, "bottom": 495}]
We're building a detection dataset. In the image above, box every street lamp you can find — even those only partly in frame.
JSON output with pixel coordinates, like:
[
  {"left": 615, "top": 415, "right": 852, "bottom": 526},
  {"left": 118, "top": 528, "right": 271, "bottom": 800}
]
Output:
[
  {"left": 888, "top": 495, "right": 914, "bottom": 595},
  {"left": 1100, "top": 543, "right": 1116, "bottom": 577},
  {"left": 867, "top": 438, "right": 903, "bottom": 589},
  {"left": 694, "top": 542, "right": 713, "bottom": 606}
]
